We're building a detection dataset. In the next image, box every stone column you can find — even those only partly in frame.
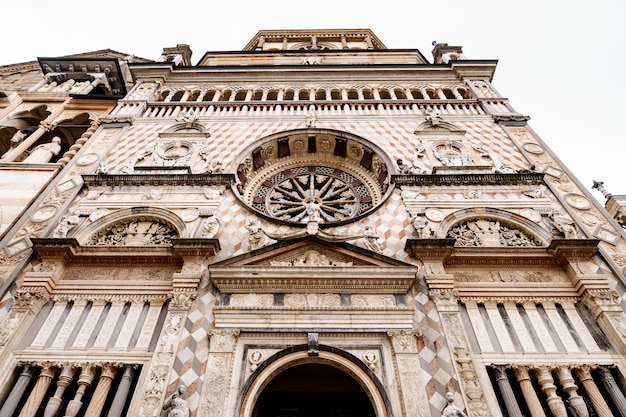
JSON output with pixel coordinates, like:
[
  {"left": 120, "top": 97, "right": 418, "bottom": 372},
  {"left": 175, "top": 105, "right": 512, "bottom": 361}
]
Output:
[
  {"left": 3, "top": 119, "right": 56, "bottom": 162},
  {"left": 0, "top": 362, "right": 37, "bottom": 417},
  {"left": 64, "top": 364, "right": 96, "bottom": 417},
  {"left": 44, "top": 364, "right": 76, "bottom": 417},
  {"left": 512, "top": 366, "right": 546, "bottom": 417},
  {"left": 105, "top": 364, "right": 138, "bottom": 417},
  {"left": 534, "top": 366, "right": 567, "bottom": 417},
  {"left": 574, "top": 365, "right": 613, "bottom": 417},
  {"left": 18, "top": 363, "right": 58, "bottom": 417},
  {"left": 596, "top": 366, "right": 626, "bottom": 417},
  {"left": 491, "top": 365, "right": 523, "bottom": 417},
  {"left": 555, "top": 366, "right": 589, "bottom": 417},
  {"left": 84, "top": 363, "right": 118, "bottom": 417}
]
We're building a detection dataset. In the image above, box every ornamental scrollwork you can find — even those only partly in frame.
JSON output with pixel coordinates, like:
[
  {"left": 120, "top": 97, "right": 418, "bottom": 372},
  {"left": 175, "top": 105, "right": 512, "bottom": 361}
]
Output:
[
  {"left": 447, "top": 219, "right": 541, "bottom": 247},
  {"left": 87, "top": 217, "right": 179, "bottom": 246}
]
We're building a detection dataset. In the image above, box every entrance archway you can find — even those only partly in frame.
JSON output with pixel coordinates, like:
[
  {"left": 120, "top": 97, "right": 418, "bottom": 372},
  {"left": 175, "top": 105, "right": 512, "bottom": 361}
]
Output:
[
  {"left": 254, "top": 363, "right": 375, "bottom": 417},
  {"left": 240, "top": 347, "right": 390, "bottom": 417}
]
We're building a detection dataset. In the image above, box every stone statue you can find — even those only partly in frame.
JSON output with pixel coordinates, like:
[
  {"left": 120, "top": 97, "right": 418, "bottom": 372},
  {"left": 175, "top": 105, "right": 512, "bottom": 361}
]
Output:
[
  {"left": 548, "top": 209, "right": 578, "bottom": 239},
  {"left": 305, "top": 109, "right": 317, "bottom": 127},
  {"left": 441, "top": 391, "right": 467, "bottom": 417},
  {"left": 1, "top": 130, "right": 26, "bottom": 160},
  {"left": 95, "top": 160, "right": 109, "bottom": 174},
  {"left": 162, "top": 385, "right": 189, "bottom": 417},
  {"left": 361, "top": 224, "right": 383, "bottom": 253},
  {"left": 245, "top": 218, "right": 266, "bottom": 250},
  {"left": 201, "top": 214, "right": 220, "bottom": 238},
  {"left": 53, "top": 210, "right": 80, "bottom": 238},
  {"left": 410, "top": 213, "right": 432, "bottom": 238},
  {"left": 23, "top": 136, "right": 62, "bottom": 163}
]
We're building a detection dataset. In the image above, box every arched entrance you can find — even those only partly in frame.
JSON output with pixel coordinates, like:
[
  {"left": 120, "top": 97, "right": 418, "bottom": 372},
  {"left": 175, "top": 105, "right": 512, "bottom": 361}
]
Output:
[
  {"left": 253, "top": 363, "right": 375, "bottom": 417},
  {"left": 240, "top": 347, "right": 390, "bottom": 417}
]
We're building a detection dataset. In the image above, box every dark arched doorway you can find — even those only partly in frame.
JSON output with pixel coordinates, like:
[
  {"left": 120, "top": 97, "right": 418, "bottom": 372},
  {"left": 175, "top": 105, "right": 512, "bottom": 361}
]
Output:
[{"left": 253, "top": 363, "right": 376, "bottom": 417}]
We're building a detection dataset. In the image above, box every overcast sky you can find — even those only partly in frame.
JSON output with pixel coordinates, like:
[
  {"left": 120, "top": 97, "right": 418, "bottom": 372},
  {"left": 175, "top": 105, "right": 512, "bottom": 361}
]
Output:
[{"left": 2, "top": 0, "right": 624, "bottom": 201}]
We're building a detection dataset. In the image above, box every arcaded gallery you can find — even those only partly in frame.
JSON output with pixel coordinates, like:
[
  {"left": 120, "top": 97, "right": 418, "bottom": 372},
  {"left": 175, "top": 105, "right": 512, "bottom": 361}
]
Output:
[{"left": 1, "top": 29, "right": 626, "bottom": 417}]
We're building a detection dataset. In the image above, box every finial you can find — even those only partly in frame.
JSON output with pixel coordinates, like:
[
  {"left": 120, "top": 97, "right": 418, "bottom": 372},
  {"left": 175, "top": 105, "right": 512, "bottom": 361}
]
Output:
[{"left": 592, "top": 180, "right": 612, "bottom": 199}]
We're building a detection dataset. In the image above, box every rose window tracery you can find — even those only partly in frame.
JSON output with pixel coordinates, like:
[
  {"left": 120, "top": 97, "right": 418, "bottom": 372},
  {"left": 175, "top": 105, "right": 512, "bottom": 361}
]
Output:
[{"left": 235, "top": 129, "right": 392, "bottom": 226}]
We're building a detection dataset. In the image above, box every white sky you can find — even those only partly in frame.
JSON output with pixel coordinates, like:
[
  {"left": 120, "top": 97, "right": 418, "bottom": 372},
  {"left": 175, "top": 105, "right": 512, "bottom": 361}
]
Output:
[{"left": 2, "top": 0, "right": 625, "bottom": 201}]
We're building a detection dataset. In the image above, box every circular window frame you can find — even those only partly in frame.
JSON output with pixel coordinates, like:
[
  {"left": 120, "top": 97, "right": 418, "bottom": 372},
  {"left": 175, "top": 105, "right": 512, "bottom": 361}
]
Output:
[{"left": 233, "top": 129, "right": 393, "bottom": 227}]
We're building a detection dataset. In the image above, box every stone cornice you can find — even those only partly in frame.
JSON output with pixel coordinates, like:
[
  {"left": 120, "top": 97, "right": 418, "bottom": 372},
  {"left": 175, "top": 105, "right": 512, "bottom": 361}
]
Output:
[
  {"left": 392, "top": 172, "right": 544, "bottom": 187},
  {"left": 30, "top": 237, "right": 220, "bottom": 266},
  {"left": 82, "top": 173, "right": 235, "bottom": 187},
  {"left": 210, "top": 265, "right": 417, "bottom": 293},
  {"left": 405, "top": 238, "right": 599, "bottom": 268}
]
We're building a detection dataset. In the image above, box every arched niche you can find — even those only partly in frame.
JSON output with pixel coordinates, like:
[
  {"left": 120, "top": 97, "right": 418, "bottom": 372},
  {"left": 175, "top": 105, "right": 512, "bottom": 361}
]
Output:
[
  {"left": 74, "top": 207, "right": 186, "bottom": 246},
  {"left": 438, "top": 207, "right": 550, "bottom": 247},
  {"left": 0, "top": 105, "right": 52, "bottom": 158},
  {"left": 239, "top": 345, "right": 391, "bottom": 417}
]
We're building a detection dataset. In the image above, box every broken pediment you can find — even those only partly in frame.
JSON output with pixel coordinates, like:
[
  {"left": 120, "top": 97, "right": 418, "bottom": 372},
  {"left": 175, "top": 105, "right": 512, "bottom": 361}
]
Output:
[{"left": 209, "top": 237, "right": 418, "bottom": 293}]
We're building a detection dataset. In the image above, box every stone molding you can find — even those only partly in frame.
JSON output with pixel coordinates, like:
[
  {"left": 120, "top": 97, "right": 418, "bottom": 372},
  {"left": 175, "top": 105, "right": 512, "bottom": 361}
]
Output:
[
  {"left": 30, "top": 238, "right": 219, "bottom": 267},
  {"left": 210, "top": 265, "right": 416, "bottom": 293},
  {"left": 82, "top": 173, "right": 235, "bottom": 187},
  {"left": 393, "top": 172, "right": 544, "bottom": 187}
]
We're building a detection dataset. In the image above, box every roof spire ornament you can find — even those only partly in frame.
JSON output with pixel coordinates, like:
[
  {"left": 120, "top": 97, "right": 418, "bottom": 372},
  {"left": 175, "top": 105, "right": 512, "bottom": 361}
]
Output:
[{"left": 592, "top": 180, "right": 612, "bottom": 200}]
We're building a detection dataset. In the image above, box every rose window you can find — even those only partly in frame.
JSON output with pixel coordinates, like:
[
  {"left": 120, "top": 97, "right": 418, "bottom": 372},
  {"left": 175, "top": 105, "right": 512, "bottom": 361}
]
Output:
[{"left": 234, "top": 129, "right": 392, "bottom": 226}]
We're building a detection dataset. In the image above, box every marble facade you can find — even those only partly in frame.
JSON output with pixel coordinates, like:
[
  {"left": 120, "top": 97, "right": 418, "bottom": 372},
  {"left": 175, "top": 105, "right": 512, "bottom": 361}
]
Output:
[{"left": 0, "top": 29, "right": 626, "bottom": 417}]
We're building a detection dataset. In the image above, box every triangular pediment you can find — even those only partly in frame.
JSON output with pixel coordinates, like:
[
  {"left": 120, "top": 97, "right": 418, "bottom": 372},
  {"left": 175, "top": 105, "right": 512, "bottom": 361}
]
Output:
[
  {"left": 209, "top": 237, "right": 417, "bottom": 293},
  {"left": 212, "top": 237, "right": 412, "bottom": 267}
]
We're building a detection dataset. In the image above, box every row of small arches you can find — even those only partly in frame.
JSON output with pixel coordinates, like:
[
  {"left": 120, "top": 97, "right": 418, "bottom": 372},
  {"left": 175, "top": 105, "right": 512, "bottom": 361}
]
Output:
[{"left": 156, "top": 84, "right": 472, "bottom": 103}]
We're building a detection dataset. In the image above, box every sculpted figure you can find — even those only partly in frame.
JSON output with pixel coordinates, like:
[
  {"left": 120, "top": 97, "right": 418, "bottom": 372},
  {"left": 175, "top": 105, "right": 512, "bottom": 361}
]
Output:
[
  {"left": 441, "top": 391, "right": 467, "bottom": 417},
  {"left": 162, "top": 385, "right": 189, "bottom": 417},
  {"left": 361, "top": 224, "right": 383, "bottom": 253},
  {"left": 410, "top": 213, "right": 432, "bottom": 238},
  {"left": 23, "top": 136, "right": 62, "bottom": 163},
  {"left": 1, "top": 130, "right": 26, "bottom": 160},
  {"left": 53, "top": 210, "right": 80, "bottom": 238},
  {"left": 201, "top": 214, "right": 220, "bottom": 238},
  {"left": 548, "top": 209, "right": 578, "bottom": 238},
  {"left": 245, "top": 218, "right": 266, "bottom": 250}
]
